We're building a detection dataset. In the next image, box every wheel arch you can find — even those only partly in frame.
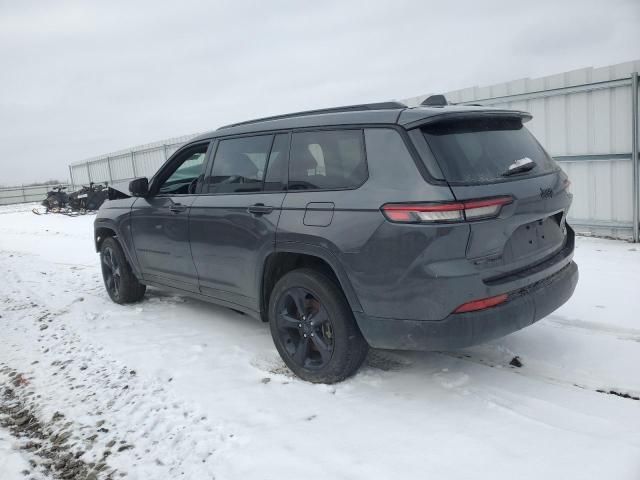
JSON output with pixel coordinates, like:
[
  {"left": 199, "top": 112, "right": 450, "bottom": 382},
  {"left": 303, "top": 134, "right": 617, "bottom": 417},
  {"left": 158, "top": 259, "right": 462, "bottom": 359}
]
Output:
[
  {"left": 259, "top": 243, "right": 363, "bottom": 323},
  {"left": 94, "top": 220, "right": 142, "bottom": 279},
  {"left": 95, "top": 226, "right": 117, "bottom": 252}
]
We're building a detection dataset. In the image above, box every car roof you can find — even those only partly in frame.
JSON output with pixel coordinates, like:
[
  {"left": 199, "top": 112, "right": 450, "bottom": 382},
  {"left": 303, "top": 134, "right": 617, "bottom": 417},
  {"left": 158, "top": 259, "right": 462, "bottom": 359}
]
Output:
[{"left": 188, "top": 103, "right": 531, "bottom": 143}]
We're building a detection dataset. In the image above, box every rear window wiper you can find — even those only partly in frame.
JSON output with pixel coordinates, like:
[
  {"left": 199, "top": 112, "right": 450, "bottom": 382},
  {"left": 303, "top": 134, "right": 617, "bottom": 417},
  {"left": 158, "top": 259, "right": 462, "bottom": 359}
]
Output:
[{"left": 502, "top": 157, "right": 536, "bottom": 176}]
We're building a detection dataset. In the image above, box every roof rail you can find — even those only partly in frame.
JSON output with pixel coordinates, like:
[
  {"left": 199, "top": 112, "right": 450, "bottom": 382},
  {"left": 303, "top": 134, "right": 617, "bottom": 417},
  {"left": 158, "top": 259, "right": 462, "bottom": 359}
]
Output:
[{"left": 217, "top": 101, "right": 407, "bottom": 130}]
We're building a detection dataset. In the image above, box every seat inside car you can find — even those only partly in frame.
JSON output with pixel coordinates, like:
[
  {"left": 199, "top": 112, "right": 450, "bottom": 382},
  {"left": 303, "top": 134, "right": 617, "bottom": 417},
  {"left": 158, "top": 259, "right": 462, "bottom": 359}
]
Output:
[
  {"left": 212, "top": 152, "right": 259, "bottom": 185},
  {"left": 289, "top": 145, "right": 320, "bottom": 189}
]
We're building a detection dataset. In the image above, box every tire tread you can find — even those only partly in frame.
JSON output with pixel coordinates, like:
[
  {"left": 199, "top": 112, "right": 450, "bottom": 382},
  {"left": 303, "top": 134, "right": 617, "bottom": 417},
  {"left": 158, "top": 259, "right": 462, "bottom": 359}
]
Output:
[
  {"left": 101, "top": 237, "right": 146, "bottom": 304},
  {"left": 268, "top": 268, "right": 369, "bottom": 383}
]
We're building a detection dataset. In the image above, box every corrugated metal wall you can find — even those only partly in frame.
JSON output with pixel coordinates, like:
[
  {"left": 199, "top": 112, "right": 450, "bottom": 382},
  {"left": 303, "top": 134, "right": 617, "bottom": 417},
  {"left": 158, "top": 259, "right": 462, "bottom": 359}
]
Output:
[
  {"left": 67, "top": 61, "right": 640, "bottom": 240},
  {"left": 403, "top": 60, "right": 640, "bottom": 240},
  {"left": 68, "top": 134, "right": 200, "bottom": 186},
  {"left": 0, "top": 184, "right": 69, "bottom": 206}
]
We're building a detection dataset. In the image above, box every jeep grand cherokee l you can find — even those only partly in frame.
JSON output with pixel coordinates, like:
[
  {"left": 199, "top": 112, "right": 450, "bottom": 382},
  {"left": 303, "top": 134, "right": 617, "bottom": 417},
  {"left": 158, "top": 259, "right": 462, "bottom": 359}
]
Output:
[{"left": 94, "top": 100, "right": 578, "bottom": 383}]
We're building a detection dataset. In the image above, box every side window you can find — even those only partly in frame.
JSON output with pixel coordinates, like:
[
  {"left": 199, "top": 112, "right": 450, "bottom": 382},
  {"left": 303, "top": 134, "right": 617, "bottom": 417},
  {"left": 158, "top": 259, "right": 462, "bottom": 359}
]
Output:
[
  {"left": 157, "top": 145, "right": 208, "bottom": 195},
  {"left": 364, "top": 129, "right": 420, "bottom": 187},
  {"left": 209, "top": 135, "right": 273, "bottom": 193},
  {"left": 289, "top": 130, "right": 366, "bottom": 190},
  {"left": 263, "top": 133, "right": 289, "bottom": 191}
]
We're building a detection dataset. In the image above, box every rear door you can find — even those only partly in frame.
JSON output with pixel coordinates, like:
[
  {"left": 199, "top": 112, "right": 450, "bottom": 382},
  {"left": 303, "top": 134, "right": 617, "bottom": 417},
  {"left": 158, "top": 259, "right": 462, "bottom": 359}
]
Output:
[
  {"left": 189, "top": 133, "right": 289, "bottom": 310},
  {"left": 419, "top": 115, "right": 572, "bottom": 275},
  {"left": 278, "top": 128, "right": 369, "bottom": 234}
]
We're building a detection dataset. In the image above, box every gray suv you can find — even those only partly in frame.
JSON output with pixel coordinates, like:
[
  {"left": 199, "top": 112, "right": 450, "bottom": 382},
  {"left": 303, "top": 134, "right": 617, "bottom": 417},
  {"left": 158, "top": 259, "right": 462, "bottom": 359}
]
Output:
[{"left": 94, "top": 100, "right": 578, "bottom": 383}]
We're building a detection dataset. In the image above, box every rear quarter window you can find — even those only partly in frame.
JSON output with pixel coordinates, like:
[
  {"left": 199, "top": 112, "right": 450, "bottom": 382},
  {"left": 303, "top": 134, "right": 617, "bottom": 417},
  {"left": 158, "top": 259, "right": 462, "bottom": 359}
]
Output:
[
  {"left": 289, "top": 130, "right": 367, "bottom": 190},
  {"left": 421, "top": 117, "right": 559, "bottom": 184}
]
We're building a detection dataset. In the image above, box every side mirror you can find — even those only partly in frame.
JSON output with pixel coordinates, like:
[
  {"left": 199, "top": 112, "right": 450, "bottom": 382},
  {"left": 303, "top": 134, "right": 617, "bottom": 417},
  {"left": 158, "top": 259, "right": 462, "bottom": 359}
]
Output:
[{"left": 129, "top": 177, "right": 149, "bottom": 196}]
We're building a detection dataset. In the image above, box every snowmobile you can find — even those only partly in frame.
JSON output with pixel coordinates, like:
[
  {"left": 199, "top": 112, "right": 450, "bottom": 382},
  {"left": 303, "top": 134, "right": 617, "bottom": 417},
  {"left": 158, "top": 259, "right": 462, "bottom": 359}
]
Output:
[
  {"left": 68, "top": 182, "right": 108, "bottom": 212},
  {"left": 33, "top": 183, "right": 108, "bottom": 215},
  {"left": 40, "top": 185, "right": 69, "bottom": 213}
]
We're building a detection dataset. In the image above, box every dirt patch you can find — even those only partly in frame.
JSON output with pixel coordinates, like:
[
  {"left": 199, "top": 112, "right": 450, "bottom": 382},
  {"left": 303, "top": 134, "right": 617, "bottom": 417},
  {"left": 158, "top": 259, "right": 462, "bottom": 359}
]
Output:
[
  {"left": 596, "top": 389, "right": 640, "bottom": 401},
  {"left": 0, "top": 365, "right": 115, "bottom": 480},
  {"left": 509, "top": 356, "right": 523, "bottom": 368},
  {"left": 366, "top": 350, "right": 413, "bottom": 372}
]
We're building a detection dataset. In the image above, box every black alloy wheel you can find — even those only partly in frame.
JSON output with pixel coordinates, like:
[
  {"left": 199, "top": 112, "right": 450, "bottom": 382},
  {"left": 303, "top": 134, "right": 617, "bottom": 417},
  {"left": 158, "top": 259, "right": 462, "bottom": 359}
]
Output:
[
  {"left": 268, "top": 269, "right": 369, "bottom": 383},
  {"left": 101, "top": 245, "right": 121, "bottom": 300},
  {"left": 99, "top": 237, "right": 146, "bottom": 304},
  {"left": 275, "top": 287, "right": 334, "bottom": 370}
]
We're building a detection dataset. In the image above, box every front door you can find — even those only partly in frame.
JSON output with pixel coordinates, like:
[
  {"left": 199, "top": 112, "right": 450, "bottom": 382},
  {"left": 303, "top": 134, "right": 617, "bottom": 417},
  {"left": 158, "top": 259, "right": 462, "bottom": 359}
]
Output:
[
  {"left": 131, "top": 142, "right": 210, "bottom": 292},
  {"left": 189, "top": 133, "right": 289, "bottom": 310}
]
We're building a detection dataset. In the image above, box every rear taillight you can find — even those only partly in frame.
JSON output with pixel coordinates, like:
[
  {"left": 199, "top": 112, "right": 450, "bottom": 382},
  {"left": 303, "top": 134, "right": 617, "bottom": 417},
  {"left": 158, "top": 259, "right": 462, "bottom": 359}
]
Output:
[
  {"left": 453, "top": 293, "right": 508, "bottom": 313},
  {"left": 381, "top": 196, "right": 512, "bottom": 224}
]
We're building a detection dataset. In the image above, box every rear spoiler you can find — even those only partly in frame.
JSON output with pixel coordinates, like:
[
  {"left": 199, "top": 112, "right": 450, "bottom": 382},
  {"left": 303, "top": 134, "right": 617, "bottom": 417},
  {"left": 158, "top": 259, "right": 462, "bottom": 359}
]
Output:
[{"left": 399, "top": 109, "right": 533, "bottom": 130}]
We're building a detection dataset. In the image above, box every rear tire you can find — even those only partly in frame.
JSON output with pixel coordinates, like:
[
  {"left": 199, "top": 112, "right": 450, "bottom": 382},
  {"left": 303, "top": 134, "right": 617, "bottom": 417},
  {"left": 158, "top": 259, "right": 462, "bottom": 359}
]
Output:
[
  {"left": 268, "top": 268, "right": 369, "bottom": 383},
  {"left": 100, "top": 237, "right": 146, "bottom": 304}
]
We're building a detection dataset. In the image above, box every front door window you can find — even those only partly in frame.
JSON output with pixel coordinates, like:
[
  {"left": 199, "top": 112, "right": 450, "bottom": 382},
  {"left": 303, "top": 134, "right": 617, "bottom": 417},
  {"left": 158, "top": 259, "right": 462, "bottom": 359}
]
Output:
[{"left": 157, "top": 146, "right": 208, "bottom": 195}]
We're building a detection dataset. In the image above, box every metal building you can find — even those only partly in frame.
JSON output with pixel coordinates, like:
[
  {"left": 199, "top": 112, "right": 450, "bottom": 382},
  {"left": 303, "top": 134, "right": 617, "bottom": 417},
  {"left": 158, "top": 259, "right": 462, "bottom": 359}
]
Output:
[
  {"left": 68, "top": 60, "right": 640, "bottom": 241},
  {"left": 68, "top": 134, "right": 202, "bottom": 188}
]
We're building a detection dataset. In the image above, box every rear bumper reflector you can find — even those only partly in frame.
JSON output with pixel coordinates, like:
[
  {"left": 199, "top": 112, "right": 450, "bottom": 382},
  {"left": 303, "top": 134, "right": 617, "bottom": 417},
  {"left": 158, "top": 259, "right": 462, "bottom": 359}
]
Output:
[{"left": 453, "top": 293, "right": 509, "bottom": 314}]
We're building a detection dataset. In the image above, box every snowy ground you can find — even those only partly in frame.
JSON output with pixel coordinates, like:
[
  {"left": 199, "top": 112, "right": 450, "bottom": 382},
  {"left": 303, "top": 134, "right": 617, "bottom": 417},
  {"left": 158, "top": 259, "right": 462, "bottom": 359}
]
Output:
[{"left": 0, "top": 202, "right": 639, "bottom": 480}]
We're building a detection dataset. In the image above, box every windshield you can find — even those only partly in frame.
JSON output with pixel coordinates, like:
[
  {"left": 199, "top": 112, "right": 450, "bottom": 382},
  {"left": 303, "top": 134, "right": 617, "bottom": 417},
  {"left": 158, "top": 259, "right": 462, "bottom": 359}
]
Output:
[{"left": 421, "top": 117, "right": 559, "bottom": 184}]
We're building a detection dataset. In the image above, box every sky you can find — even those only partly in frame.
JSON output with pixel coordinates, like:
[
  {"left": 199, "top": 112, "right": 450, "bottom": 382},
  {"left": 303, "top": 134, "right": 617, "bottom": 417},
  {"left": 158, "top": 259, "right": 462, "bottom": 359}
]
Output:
[{"left": 0, "top": 0, "right": 638, "bottom": 186}]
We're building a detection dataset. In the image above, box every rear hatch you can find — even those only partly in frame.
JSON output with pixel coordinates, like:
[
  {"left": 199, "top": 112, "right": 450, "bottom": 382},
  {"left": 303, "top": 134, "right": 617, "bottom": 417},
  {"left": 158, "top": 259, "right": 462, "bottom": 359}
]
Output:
[{"left": 419, "top": 113, "right": 572, "bottom": 279}]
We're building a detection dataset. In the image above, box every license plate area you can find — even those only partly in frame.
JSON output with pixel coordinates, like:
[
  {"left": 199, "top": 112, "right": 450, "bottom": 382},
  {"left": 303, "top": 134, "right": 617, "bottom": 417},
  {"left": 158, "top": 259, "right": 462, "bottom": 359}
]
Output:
[{"left": 507, "top": 212, "right": 566, "bottom": 259}]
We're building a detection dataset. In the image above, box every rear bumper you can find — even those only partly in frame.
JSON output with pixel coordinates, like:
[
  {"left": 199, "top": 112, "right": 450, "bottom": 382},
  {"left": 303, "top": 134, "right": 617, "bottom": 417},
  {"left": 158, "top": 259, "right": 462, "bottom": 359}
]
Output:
[{"left": 354, "top": 260, "right": 578, "bottom": 351}]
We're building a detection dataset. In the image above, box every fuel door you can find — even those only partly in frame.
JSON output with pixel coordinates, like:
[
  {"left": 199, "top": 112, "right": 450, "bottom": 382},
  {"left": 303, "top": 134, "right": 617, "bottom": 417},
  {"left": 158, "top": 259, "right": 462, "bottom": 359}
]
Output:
[{"left": 303, "top": 202, "right": 335, "bottom": 227}]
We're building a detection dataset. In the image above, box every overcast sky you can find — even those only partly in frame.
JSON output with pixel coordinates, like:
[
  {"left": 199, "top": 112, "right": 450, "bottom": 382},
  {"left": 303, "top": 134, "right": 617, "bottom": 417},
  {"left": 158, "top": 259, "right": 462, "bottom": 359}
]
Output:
[{"left": 0, "top": 0, "right": 638, "bottom": 185}]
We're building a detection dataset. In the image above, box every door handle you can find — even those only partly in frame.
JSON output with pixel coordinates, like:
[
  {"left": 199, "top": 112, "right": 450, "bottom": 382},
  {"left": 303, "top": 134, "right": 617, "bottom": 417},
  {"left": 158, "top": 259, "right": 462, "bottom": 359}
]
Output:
[
  {"left": 247, "top": 203, "right": 274, "bottom": 215},
  {"left": 169, "top": 203, "right": 187, "bottom": 213}
]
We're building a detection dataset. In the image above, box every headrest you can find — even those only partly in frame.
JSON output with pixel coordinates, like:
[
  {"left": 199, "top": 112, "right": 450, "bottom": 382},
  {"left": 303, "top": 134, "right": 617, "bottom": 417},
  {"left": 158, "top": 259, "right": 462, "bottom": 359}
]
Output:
[
  {"left": 218, "top": 152, "right": 258, "bottom": 178},
  {"left": 293, "top": 145, "right": 318, "bottom": 171}
]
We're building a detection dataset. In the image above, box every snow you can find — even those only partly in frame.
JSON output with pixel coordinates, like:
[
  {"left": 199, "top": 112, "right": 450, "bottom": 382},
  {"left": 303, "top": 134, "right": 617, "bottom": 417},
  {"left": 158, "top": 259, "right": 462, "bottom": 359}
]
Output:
[
  {"left": 1, "top": 204, "right": 639, "bottom": 479},
  {"left": 0, "top": 429, "right": 31, "bottom": 478}
]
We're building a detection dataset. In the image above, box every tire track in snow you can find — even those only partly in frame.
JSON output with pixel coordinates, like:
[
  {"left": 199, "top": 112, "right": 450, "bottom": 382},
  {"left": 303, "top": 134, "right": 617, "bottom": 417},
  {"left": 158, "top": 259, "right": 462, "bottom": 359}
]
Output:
[
  {"left": 437, "top": 350, "right": 640, "bottom": 402},
  {"left": 544, "top": 315, "right": 640, "bottom": 342}
]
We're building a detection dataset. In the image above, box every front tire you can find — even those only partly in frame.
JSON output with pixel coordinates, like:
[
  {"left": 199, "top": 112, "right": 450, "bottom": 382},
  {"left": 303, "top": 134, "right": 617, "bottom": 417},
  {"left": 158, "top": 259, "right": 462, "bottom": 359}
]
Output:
[
  {"left": 100, "top": 237, "right": 146, "bottom": 304},
  {"left": 268, "top": 269, "right": 369, "bottom": 383}
]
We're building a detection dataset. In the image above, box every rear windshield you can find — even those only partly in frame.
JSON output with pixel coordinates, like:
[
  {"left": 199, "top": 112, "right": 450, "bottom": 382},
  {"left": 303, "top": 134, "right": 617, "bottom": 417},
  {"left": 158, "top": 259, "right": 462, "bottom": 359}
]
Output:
[{"left": 421, "top": 117, "right": 558, "bottom": 184}]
